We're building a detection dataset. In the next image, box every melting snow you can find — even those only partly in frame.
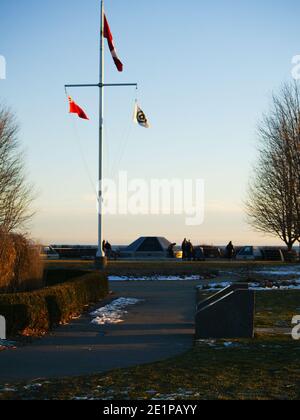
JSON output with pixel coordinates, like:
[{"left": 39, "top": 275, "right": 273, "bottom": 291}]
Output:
[
  {"left": 0, "top": 387, "right": 17, "bottom": 393},
  {"left": 24, "top": 384, "right": 43, "bottom": 390},
  {"left": 151, "top": 389, "right": 199, "bottom": 400},
  {"left": 249, "top": 282, "right": 300, "bottom": 291},
  {"left": 253, "top": 268, "right": 300, "bottom": 276},
  {"left": 201, "top": 282, "right": 231, "bottom": 290},
  {"left": 198, "top": 280, "right": 300, "bottom": 292},
  {"left": 109, "top": 275, "right": 203, "bottom": 282},
  {"left": 90, "top": 298, "right": 143, "bottom": 325}
]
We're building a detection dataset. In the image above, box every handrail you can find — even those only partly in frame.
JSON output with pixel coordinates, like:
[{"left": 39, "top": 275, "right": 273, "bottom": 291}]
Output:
[{"left": 196, "top": 283, "right": 249, "bottom": 312}]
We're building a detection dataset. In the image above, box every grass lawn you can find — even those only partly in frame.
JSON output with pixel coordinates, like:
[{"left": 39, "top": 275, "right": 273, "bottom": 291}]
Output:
[
  {"left": 0, "top": 290, "right": 299, "bottom": 400},
  {"left": 46, "top": 259, "right": 291, "bottom": 277}
]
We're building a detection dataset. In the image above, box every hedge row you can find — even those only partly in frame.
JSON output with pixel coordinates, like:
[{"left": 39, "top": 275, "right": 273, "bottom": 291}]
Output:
[
  {"left": 0, "top": 271, "right": 109, "bottom": 336},
  {"left": 44, "top": 269, "right": 92, "bottom": 287}
]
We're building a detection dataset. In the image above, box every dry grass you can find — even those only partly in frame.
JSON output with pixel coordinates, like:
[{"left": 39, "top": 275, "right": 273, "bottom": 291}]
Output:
[
  {"left": 0, "top": 232, "right": 44, "bottom": 293},
  {"left": 1, "top": 291, "right": 299, "bottom": 400},
  {"left": 46, "top": 259, "right": 289, "bottom": 277}
]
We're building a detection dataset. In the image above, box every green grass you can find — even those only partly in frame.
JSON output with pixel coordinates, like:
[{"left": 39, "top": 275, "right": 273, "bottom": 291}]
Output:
[
  {"left": 1, "top": 290, "right": 299, "bottom": 400},
  {"left": 256, "top": 290, "right": 300, "bottom": 329},
  {"left": 46, "top": 259, "right": 291, "bottom": 277},
  {"left": 1, "top": 337, "right": 299, "bottom": 400}
]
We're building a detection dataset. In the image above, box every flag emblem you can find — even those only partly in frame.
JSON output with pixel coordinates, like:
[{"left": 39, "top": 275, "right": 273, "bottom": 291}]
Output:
[
  {"left": 68, "top": 96, "right": 89, "bottom": 120},
  {"left": 134, "top": 104, "right": 150, "bottom": 128}
]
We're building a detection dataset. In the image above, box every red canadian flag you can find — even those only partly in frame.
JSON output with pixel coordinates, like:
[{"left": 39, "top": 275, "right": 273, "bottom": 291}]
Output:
[
  {"left": 104, "top": 14, "right": 123, "bottom": 72},
  {"left": 68, "top": 96, "right": 89, "bottom": 120}
]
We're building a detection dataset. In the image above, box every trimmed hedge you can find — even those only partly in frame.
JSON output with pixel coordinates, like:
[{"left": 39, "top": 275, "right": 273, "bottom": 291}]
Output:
[
  {"left": 44, "top": 269, "right": 92, "bottom": 287},
  {"left": 0, "top": 271, "right": 109, "bottom": 336}
]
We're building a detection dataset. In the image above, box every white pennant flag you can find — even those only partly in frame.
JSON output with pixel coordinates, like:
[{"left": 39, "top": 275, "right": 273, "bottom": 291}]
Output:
[{"left": 133, "top": 103, "right": 150, "bottom": 128}]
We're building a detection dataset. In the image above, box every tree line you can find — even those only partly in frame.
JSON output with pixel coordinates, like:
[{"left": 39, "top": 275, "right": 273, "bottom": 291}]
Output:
[{"left": 246, "top": 83, "right": 300, "bottom": 251}]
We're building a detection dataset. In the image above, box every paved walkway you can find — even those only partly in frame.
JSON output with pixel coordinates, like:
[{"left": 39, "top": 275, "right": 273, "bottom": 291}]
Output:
[{"left": 0, "top": 281, "right": 198, "bottom": 382}]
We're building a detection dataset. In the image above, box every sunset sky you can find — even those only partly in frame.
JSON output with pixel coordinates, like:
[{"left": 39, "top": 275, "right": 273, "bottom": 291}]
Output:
[{"left": 1, "top": 0, "right": 300, "bottom": 246}]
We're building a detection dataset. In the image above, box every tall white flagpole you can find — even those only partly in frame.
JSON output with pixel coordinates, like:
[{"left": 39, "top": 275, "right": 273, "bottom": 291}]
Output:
[
  {"left": 97, "top": 0, "right": 105, "bottom": 262},
  {"left": 65, "top": 0, "right": 137, "bottom": 269}
]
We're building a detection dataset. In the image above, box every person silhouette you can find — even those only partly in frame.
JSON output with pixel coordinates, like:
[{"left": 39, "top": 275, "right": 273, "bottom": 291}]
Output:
[
  {"left": 182, "top": 238, "right": 188, "bottom": 260},
  {"left": 226, "top": 241, "right": 235, "bottom": 260}
]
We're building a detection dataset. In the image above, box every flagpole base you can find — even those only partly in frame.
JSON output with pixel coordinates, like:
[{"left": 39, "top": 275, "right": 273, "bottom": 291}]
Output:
[{"left": 95, "top": 256, "right": 108, "bottom": 271}]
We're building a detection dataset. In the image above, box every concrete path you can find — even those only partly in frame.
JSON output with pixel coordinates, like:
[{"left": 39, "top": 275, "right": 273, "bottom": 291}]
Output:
[{"left": 0, "top": 281, "right": 198, "bottom": 382}]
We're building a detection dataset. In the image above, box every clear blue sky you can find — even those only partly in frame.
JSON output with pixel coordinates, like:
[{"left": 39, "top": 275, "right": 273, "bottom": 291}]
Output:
[{"left": 1, "top": 0, "right": 299, "bottom": 245}]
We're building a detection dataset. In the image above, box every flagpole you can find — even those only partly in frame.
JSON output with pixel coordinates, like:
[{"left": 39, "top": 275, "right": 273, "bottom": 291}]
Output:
[
  {"left": 96, "top": 0, "right": 105, "bottom": 263},
  {"left": 65, "top": 1, "right": 138, "bottom": 270}
]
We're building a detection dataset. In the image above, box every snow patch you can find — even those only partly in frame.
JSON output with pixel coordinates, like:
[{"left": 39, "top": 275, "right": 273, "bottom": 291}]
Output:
[
  {"left": 198, "top": 280, "right": 300, "bottom": 292},
  {"left": 109, "top": 275, "right": 203, "bottom": 282},
  {"left": 151, "top": 389, "right": 199, "bottom": 400},
  {"left": 0, "top": 387, "right": 17, "bottom": 393},
  {"left": 254, "top": 268, "right": 300, "bottom": 276},
  {"left": 201, "top": 281, "right": 231, "bottom": 290},
  {"left": 90, "top": 298, "right": 143, "bottom": 325},
  {"left": 250, "top": 283, "right": 300, "bottom": 291},
  {"left": 24, "top": 384, "right": 43, "bottom": 390}
]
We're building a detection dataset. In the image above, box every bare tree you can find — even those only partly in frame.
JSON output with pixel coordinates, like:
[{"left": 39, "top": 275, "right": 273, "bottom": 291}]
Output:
[
  {"left": 246, "top": 83, "right": 300, "bottom": 251},
  {"left": 0, "top": 105, "right": 33, "bottom": 233}
]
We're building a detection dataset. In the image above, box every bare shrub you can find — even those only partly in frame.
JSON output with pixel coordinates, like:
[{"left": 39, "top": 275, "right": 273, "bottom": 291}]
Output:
[
  {"left": 0, "top": 232, "right": 44, "bottom": 293},
  {"left": 0, "top": 231, "right": 16, "bottom": 290},
  {"left": 0, "top": 105, "right": 33, "bottom": 233},
  {"left": 0, "top": 104, "right": 40, "bottom": 293}
]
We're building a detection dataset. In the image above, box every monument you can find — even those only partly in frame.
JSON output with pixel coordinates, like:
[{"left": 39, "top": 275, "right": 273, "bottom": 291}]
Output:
[{"left": 121, "top": 237, "right": 172, "bottom": 260}]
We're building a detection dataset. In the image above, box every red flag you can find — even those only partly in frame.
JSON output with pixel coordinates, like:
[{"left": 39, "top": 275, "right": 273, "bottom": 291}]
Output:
[
  {"left": 104, "top": 14, "right": 123, "bottom": 72},
  {"left": 68, "top": 96, "right": 89, "bottom": 120}
]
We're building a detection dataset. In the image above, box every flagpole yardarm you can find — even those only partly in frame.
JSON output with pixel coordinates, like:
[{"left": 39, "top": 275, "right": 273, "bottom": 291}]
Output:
[{"left": 64, "top": 0, "right": 138, "bottom": 268}]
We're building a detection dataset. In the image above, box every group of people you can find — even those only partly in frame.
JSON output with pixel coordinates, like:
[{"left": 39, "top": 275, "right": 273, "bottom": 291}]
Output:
[
  {"left": 102, "top": 238, "right": 235, "bottom": 261},
  {"left": 181, "top": 239, "right": 235, "bottom": 261},
  {"left": 181, "top": 238, "right": 195, "bottom": 261}
]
